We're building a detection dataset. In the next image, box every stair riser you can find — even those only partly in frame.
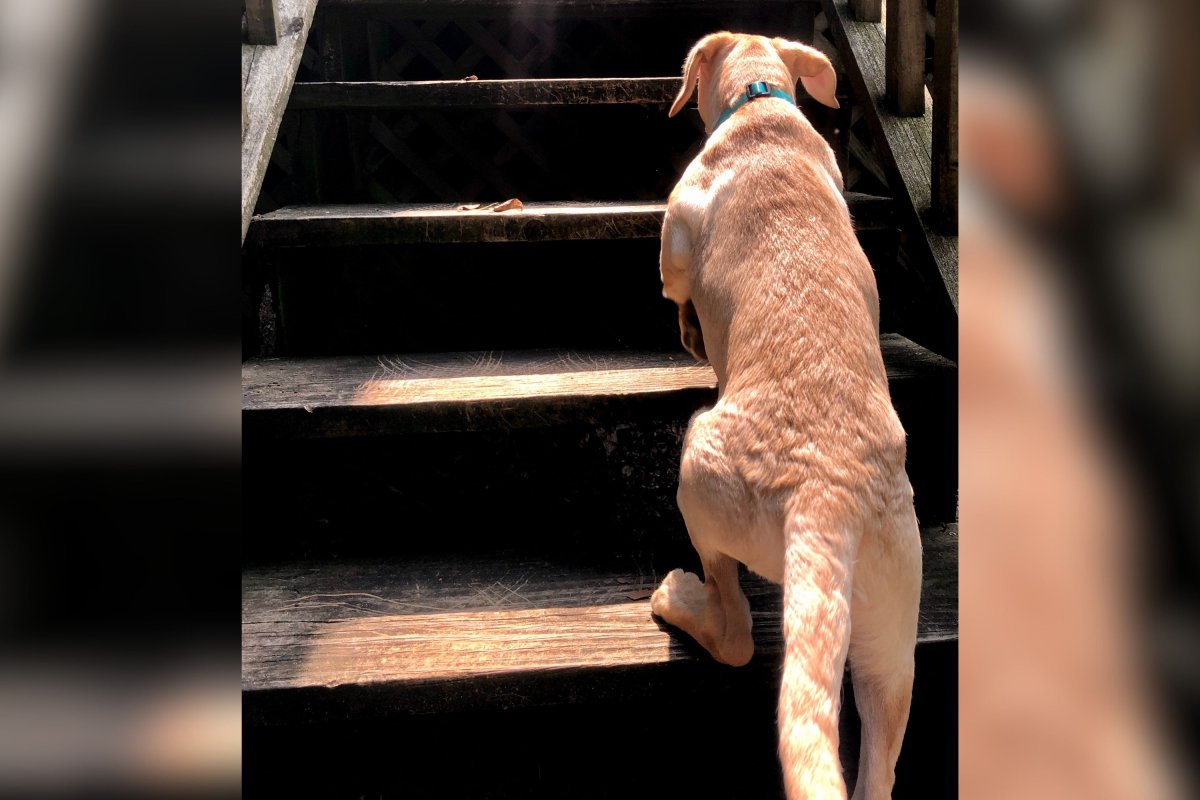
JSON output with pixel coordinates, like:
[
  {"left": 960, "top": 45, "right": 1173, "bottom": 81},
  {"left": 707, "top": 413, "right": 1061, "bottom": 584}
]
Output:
[
  {"left": 243, "top": 641, "right": 957, "bottom": 800},
  {"left": 245, "top": 231, "right": 900, "bottom": 358}
]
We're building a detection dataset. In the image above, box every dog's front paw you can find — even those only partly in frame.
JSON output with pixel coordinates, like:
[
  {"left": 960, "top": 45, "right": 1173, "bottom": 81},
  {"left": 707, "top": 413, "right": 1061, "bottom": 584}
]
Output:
[
  {"left": 650, "top": 568, "right": 706, "bottom": 623},
  {"left": 677, "top": 300, "right": 707, "bottom": 361}
]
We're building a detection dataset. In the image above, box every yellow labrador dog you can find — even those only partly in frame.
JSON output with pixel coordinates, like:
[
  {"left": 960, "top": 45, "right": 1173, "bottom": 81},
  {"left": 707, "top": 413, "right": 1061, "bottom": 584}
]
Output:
[{"left": 649, "top": 32, "right": 922, "bottom": 800}]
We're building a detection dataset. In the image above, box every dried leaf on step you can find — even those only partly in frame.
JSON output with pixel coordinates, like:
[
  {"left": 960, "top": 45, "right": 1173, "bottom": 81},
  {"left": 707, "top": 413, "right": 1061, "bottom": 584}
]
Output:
[
  {"left": 625, "top": 589, "right": 653, "bottom": 601},
  {"left": 492, "top": 198, "right": 524, "bottom": 212},
  {"left": 462, "top": 75, "right": 478, "bottom": 81},
  {"left": 456, "top": 203, "right": 482, "bottom": 211}
]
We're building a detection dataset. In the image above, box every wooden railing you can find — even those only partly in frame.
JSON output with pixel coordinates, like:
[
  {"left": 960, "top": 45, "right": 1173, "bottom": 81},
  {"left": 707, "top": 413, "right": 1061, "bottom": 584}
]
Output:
[{"left": 850, "top": 0, "right": 957, "bottom": 228}]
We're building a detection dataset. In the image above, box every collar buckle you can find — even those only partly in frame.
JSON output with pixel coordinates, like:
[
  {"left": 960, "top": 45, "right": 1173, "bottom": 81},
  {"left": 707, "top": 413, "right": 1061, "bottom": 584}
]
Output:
[{"left": 745, "top": 81, "right": 771, "bottom": 99}]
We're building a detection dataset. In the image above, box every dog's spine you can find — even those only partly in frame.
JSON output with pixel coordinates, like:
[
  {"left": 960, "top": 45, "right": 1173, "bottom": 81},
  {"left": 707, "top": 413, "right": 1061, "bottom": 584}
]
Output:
[{"left": 779, "top": 506, "right": 858, "bottom": 800}]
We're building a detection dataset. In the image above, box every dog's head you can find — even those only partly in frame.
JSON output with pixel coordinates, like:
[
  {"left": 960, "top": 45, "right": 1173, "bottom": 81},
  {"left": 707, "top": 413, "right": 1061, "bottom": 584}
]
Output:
[{"left": 669, "top": 32, "right": 838, "bottom": 132}]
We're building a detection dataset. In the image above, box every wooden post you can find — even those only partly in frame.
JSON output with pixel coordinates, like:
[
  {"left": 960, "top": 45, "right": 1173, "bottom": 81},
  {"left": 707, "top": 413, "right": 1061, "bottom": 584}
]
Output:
[
  {"left": 244, "top": 0, "right": 279, "bottom": 46},
  {"left": 851, "top": 0, "right": 882, "bottom": 22},
  {"left": 931, "top": 0, "right": 958, "bottom": 230},
  {"left": 885, "top": 0, "right": 924, "bottom": 116}
]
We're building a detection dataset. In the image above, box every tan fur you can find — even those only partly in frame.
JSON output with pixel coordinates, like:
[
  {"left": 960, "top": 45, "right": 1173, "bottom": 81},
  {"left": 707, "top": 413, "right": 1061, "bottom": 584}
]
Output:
[{"left": 649, "top": 33, "right": 922, "bottom": 800}]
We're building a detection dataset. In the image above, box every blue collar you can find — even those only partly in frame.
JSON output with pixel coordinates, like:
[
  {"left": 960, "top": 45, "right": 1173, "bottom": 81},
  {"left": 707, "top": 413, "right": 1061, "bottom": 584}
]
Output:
[{"left": 713, "top": 81, "right": 796, "bottom": 133}]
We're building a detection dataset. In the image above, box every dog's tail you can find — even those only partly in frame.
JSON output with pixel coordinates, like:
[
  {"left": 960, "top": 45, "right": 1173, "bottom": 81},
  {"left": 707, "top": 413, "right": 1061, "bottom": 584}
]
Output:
[{"left": 778, "top": 500, "right": 859, "bottom": 800}]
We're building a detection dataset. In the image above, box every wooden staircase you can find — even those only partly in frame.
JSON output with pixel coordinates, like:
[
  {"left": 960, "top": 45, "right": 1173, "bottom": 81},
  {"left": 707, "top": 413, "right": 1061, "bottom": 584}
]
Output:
[{"left": 242, "top": 1, "right": 957, "bottom": 796}]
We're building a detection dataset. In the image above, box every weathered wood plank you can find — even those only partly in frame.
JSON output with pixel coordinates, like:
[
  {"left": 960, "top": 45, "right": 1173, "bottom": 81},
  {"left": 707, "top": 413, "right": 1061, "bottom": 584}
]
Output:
[
  {"left": 252, "top": 201, "right": 666, "bottom": 245},
  {"left": 242, "top": 523, "right": 955, "bottom": 719},
  {"left": 241, "top": 0, "right": 319, "bottom": 243},
  {"left": 885, "top": 0, "right": 925, "bottom": 116},
  {"left": 244, "top": 0, "right": 279, "bottom": 45},
  {"left": 248, "top": 194, "right": 896, "bottom": 247},
  {"left": 242, "top": 335, "right": 955, "bottom": 437},
  {"left": 822, "top": 0, "right": 958, "bottom": 349},
  {"left": 931, "top": 0, "right": 958, "bottom": 229},
  {"left": 851, "top": 0, "right": 882, "bottom": 22},
  {"left": 289, "top": 77, "right": 681, "bottom": 110}
]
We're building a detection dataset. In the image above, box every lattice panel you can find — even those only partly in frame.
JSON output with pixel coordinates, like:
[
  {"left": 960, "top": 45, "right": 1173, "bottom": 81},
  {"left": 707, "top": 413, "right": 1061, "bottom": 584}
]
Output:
[
  {"left": 257, "top": 6, "right": 885, "bottom": 207},
  {"left": 370, "top": 17, "right": 620, "bottom": 81},
  {"left": 352, "top": 104, "right": 705, "bottom": 204},
  {"left": 353, "top": 11, "right": 803, "bottom": 81}
]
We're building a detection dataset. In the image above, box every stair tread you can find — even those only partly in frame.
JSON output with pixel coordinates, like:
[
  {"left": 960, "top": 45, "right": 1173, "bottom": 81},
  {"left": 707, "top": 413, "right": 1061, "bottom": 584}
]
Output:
[
  {"left": 243, "top": 335, "right": 955, "bottom": 437},
  {"left": 255, "top": 199, "right": 666, "bottom": 221},
  {"left": 248, "top": 194, "right": 895, "bottom": 246},
  {"left": 243, "top": 523, "right": 956, "bottom": 717},
  {"left": 290, "top": 77, "right": 679, "bottom": 110}
]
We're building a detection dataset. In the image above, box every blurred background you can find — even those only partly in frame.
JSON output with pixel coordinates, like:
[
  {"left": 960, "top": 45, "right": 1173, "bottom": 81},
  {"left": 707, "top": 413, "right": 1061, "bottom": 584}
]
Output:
[
  {"left": 0, "top": 1, "right": 239, "bottom": 797},
  {"left": 959, "top": 0, "right": 1198, "bottom": 798},
  {"left": 0, "top": 0, "right": 1194, "bottom": 797}
]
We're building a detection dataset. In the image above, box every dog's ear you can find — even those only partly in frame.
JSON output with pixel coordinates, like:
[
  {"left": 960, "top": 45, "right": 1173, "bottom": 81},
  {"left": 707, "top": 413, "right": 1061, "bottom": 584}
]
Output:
[
  {"left": 670, "top": 32, "right": 737, "bottom": 118},
  {"left": 771, "top": 38, "right": 839, "bottom": 109}
]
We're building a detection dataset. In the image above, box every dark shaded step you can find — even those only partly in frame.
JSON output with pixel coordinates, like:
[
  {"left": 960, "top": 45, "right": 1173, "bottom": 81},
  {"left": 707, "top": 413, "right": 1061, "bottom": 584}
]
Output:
[
  {"left": 245, "top": 230, "right": 902, "bottom": 358},
  {"left": 243, "top": 641, "right": 957, "bottom": 799},
  {"left": 290, "top": 77, "right": 679, "bottom": 110},
  {"left": 243, "top": 333, "right": 954, "bottom": 439},
  {"left": 322, "top": 0, "right": 812, "bottom": 16},
  {"left": 249, "top": 194, "right": 895, "bottom": 247},
  {"left": 243, "top": 522, "right": 955, "bottom": 724}
]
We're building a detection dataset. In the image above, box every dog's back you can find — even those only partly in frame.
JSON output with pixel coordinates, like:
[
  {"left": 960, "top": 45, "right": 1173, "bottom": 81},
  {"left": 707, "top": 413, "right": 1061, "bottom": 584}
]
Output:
[{"left": 689, "top": 98, "right": 906, "bottom": 509}]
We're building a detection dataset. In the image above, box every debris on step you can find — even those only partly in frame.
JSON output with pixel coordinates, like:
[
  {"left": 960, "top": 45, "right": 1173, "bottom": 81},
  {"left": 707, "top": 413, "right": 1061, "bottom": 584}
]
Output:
[{"left": 454, "top": 199, "right": 523, "bottom": 212}]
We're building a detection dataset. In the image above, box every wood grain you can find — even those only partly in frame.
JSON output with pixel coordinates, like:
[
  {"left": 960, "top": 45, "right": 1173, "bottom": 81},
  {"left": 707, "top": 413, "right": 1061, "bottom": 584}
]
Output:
[
  {"left": 241, "top": 0, "right": 319, "bottom": 243},
  {"left": 243, "top": 524, "right": 955, "bottom": 718},
  {"left": 242, "top": 335, "right": 956, "bottom": 437},
  {"left": 247, "top": 194, "right": 896, "bottom": 247},
  {"left": 289, "top": 77, "right": 681, "bottom": 110}
]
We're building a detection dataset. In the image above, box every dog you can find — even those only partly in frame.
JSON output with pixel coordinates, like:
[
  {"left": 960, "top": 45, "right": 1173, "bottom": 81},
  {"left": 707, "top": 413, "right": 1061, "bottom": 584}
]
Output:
[{"left": 648, "top": 32, "right": 922, "bottom": 800}]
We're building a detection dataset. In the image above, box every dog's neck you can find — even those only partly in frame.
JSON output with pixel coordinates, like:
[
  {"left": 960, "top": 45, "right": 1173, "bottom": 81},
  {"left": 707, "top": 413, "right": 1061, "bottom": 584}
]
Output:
[{"left": 712, "top": 81, "right": 796, "bottom": 134}]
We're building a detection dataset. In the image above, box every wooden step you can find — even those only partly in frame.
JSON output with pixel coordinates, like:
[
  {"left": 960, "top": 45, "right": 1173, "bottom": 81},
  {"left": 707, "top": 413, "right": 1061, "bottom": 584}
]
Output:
[
  {"left": 290, "top": 77, "right": 680, "bottom": 110},
  {"left": 243, "top": 522, "right": 955, "bottom": 723},
  {"left": 243, "top": 333, "right": 955, "bottom": 439},
  {"left": 248, "top": 194, "right": 896, "bottom": 247}
]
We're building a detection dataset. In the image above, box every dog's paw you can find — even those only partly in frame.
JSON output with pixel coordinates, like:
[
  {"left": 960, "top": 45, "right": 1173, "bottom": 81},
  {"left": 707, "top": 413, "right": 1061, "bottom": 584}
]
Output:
[
  {"left": 678, "top": 300, "right": 707, "bottom": 361},
  {"left": 650, "top": 568, "right": 706, "bottom": 622}
]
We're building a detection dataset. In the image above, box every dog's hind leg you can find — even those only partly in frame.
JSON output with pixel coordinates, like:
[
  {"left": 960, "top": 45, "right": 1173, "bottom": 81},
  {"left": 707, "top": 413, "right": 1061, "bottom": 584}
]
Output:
[{"left": 848, "top": 495, "right": 921, "bottom": 800}]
